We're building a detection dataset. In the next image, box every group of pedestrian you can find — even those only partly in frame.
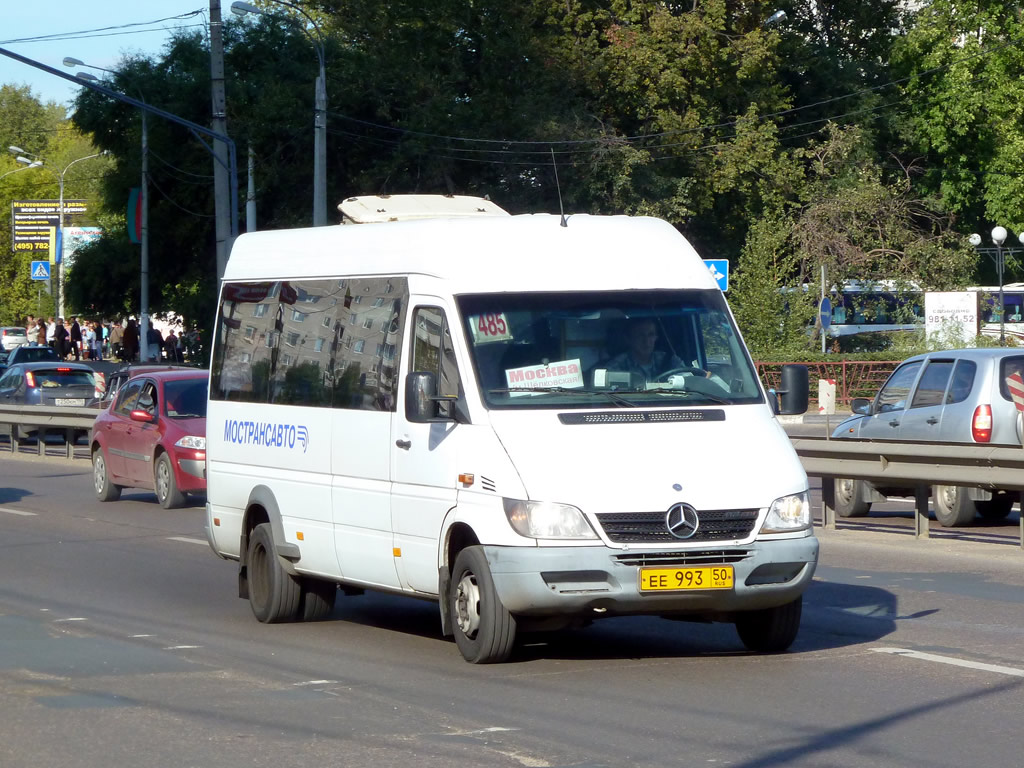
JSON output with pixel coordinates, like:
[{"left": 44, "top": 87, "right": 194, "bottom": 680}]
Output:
[{"left": 22, "top": 314, "right": 193, "bottom": 364}]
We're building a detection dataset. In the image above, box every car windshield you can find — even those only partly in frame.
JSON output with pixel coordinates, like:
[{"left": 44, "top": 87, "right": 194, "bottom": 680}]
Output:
[
  {"left": 163, "top": 378, "right": 208, "bottom": 419},
  {"left": 32, "top": 369, "right": 95, "bottom": 387},
  {"left": 457, "top": 289, "right": 762, "bottom": 409}
]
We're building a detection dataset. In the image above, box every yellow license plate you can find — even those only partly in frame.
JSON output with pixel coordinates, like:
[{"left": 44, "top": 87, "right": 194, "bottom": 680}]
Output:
[{"left": 639, "top": 565, "right": 734, "bottom": 592}]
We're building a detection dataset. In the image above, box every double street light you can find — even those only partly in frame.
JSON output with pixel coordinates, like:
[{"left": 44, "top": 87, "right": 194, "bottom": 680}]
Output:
[
  {"left": 7, "top": 145, "right": 107, "bottom": 319},
  {"left": 64, "top": 56, "right": 152, "bottom": 362},
  {"left": 231, "top": 0, "right": 327, "bottom": 227},
  {"left": 969, "top": 226, "right": 1024, "bottom": 345}
]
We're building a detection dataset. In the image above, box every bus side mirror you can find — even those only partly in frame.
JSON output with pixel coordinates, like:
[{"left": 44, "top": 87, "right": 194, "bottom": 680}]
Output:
[
  {"left": 775, "top": 364, "right": 809, "bottom": 415},
  {"left": 405, "top": 371, "right": 462, "bottom": 423}
]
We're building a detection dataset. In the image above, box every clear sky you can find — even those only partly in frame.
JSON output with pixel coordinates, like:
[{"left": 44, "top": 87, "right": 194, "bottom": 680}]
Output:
[{"left": 0, "top": 2, "right": 210, "bottom": 108}]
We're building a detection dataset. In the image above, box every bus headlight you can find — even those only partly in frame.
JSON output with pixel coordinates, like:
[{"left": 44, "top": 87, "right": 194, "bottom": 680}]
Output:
[
  {"left": 761, "top": 491, "right": 811, "bottom": 533},
  {"left": 502, "top": 498, "right": 598, "bottom": 539}
]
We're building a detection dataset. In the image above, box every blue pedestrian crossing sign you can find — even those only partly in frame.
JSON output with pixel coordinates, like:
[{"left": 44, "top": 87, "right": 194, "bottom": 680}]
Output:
[
  {"left": 31, "top": 261, "right": 51, "bottom": 281},
  {"left": 703, "top": 259, "right": 729, "bottom": 291}
]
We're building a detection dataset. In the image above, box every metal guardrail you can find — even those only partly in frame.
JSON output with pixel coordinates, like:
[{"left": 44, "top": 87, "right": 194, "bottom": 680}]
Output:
[
  {"left": 1, "top": 404, "right": 1020, "bottom": 548},
  {"left": 0, "top": 404, "right": 99, "bottom": 459},
  {"left": 791, "top": 436, "right": 1024, "bottom": 548}
]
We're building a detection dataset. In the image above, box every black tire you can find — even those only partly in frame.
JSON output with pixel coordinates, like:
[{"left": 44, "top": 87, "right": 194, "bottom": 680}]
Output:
[
  {"left": 92, "top": 447, "right": 121, "bottom": 502},
  {"left": 932, "top": 485, "right": 976, "bottom": 527},
  {"left": 154, "top": 453, "right": 185, "bottom": 509},
  {"left": 247, "top": 523, "right": 301, "bottom": 623},
  {"left": 976, "top": 494, "right": 1015, "bottom": 521},
  {"left": 299, "top": 578, "right": 337, "bottom": 621},
  {"left": 834, "top": 478, "right": 870, "bottom": 518},
  {"left": 735, "top": 596, "right": 802, "bottom": 653},
  {"left": 449, "top": 546, "right": 516, "bottom": 664}
]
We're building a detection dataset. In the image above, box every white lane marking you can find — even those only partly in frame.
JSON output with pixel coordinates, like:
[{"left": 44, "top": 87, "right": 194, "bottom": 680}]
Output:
[
  {"left": 294, "top": 680, "right": 338, "bottom": 686},
  {"left": 443, "top": 727, "right": 520, "bottom": 737},
  {"left": 873, "top": 647, "right": 1024, "bottom": 678},
  {"left": 0, "top": 507, "right": 36, "bottom": 516},
  {"left": 131, "top": 634, "right": 154, "bottom": 638},
  {"left": 163, "top": 645, "right": 201, "bottom": 650},
  {"left": 167, "top": 536, "right": 207, "bottom": 546},
  {"left": 54, "top": 617, "right": 87, "bottom": 622}
]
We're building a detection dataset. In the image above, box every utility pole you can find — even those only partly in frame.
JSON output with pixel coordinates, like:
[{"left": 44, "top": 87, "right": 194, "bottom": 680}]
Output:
[{"left": 210, "top": 0, "right": 232, "bottom": 280}]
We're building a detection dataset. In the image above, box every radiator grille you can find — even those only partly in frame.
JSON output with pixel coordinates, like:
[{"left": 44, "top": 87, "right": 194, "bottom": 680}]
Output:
[
  {"left": 596, "top": 508, "right": 759, "bottom": 543},
  {"left": 614, "top": 549, "right": 752, "bottom": 567}
]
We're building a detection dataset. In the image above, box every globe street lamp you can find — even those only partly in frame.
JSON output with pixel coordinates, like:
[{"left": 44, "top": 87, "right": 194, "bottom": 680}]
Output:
[
  {"left": 969, "top": 227, "right": 1024, "bottom": 345},
  {"left": 8, "top": 146, "right": 106, "bottom": 319},
  {"left": 65, "top": 57, "right": 151, "bottom": 362},
  {"left": 231, "top": 0, "right": 327, "bottom": 226}
]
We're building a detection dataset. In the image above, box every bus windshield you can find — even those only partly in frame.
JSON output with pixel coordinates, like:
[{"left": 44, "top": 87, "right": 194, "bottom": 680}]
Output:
[{"left": 456, "top": 290, "right": 762, "bottom": 409}]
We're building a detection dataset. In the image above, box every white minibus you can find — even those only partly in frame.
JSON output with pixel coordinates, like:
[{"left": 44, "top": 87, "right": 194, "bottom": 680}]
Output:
[{"left": 205, "top": 198, "right": 817, "bottom": 663}]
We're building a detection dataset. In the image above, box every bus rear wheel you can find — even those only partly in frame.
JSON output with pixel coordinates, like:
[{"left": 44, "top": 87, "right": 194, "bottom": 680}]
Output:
[{"left": 247, "top": 523, "right": 301, "bottom": 623}]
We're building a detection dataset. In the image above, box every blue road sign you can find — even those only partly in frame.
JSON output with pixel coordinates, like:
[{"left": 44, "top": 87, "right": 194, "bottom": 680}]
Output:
[
  {"left": 819, "top": 297, "right": 832, "bottom": 330},
  {"left": 30, "top": 261, "right": 50, "bottom": 281},
  {"left": 703, "top": 259, "right": 729, "bottom": 291}
]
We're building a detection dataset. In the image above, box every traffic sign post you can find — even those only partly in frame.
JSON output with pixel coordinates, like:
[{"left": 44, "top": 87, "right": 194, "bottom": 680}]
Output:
[
  {"left": 818, "top": 297, "right": 832, "bottom": 354},
  {"left": 703, "top": 259, "right": 729, "bottom": 291}
]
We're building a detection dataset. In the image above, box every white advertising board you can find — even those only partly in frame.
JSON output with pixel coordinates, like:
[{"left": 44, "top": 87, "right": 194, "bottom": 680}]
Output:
[{"left": 925, "top": 291, "right": 978, "bottom": 346}]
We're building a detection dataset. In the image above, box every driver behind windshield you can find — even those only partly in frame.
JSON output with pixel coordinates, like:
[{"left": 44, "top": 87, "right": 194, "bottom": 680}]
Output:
[{"left": 604, "top": 318, "right": 722, "bottom": 387}]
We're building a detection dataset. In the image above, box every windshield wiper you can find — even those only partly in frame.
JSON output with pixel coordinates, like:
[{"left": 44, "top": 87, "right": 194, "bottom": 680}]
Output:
[
  {"left": 614, "top": 387, "right": 732, "bottom": 406},
  {"left": 487, "top": 386, "right": 639, "bottom": 407}
]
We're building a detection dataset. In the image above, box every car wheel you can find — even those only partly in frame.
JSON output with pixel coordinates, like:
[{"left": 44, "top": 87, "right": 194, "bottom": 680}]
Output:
[
  {"left": 932, "top": 485, "right": 976, "bottom": 527},
  {"left": 92, "top": 448, "right": 121, "bottom": 502},
  {"left": 834, "top": 478, "right": 870, "bottom": 517},
  {"left": 247, "top": 523, "right": 301, "bottom": 623},
  {"left": 154, "top": 453, "right": 185, "bottom": 509},
  {"left": 299, "top": 578, "right": 337, "bottom": 621},
  {"left": 449, "top": 546, "right": 516, "bottom": 664},
  {"left": 735, "top": 596, "right": 802, "bottom": 653},
  {"left": 976, "top": 493, "right": 1014, "bottom": 521}
]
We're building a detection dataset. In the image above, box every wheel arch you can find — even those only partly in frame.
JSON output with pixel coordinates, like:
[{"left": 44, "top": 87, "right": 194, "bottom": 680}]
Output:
[{"left": 437, "top": 518, "right": 480, "bottom": 637}]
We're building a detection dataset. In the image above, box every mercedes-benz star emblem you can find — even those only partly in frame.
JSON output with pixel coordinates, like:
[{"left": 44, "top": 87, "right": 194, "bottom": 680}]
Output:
[{"left": 665, "top": 503, "right": 700, "bottom": 540}]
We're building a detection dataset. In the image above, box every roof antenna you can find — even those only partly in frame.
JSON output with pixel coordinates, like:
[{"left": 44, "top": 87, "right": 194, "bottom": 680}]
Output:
[{"left": 551, "top": 147, "right": 567, "bottom": 227}]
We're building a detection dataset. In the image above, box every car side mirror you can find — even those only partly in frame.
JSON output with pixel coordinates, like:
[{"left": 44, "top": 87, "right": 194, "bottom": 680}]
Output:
[
  {"left": 850, "top": 397, "right": 872, "bottom": 415},
  {"left": 130, "top": 409, "right": 156, "bottom": 423}
]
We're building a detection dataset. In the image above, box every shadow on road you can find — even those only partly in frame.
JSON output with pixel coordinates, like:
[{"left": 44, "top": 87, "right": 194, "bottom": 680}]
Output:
[{"left": 319, "top": 579, "right": 898, "bottom": 663}]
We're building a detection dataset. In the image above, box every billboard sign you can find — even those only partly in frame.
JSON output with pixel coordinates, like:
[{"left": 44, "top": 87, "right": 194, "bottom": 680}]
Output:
[
  {"left": 925, "top": 291, "right": 979, "bottom": 346},
  {"left": 10, "top": 199, "right": 88, "bottom": 259}
]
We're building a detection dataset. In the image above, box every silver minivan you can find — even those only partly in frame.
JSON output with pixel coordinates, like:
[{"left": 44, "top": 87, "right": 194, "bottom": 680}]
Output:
[{"left": 831, "top": 348, "right": 1024, "bottom": 527}]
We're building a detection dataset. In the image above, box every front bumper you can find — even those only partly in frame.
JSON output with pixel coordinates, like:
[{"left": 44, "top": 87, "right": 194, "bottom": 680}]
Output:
[{"left": 483, "top": 535, "right": 818, "bottom": 617}]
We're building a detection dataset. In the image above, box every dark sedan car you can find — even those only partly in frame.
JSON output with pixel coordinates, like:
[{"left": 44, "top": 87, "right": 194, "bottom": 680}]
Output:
[
  {"left": 90, "top": 369, "right": 208, "bottom": 509},
  {"left": 0, "top": 361, "right": 99, "bottom": 441}
]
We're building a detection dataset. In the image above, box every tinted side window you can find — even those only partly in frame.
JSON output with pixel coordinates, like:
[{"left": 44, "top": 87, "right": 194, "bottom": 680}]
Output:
[
  {"left": 946, "top": 360, "right": 977, "bottom": 404},
  {"left": 412, "top": 307, "right": 460, "bottom": 400},
  {"left": 998, "top": 356, "right": 1024, "bottom": 401},
  {"left": 910, "top": 360, "right": 953, "bottom": 408},
  {"left": 876, "top": 361, "right": 922, "bottom": 413},
  {"left": 115, "top": 380, "right": 143, "bottom": 415},
  {"left": 211, "top": 278, "right": 407, "bottom": 411}
]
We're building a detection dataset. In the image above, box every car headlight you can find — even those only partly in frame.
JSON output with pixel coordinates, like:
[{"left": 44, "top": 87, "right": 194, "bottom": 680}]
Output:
[
  {"left": 761, "top": 491, "right": 811, "bottom": 533},
  {"left": 175, "top": 435, "right": 206, "bottom": 450},
  {"left": 502, "top": 498, "right": 598, "bottom": 539}
]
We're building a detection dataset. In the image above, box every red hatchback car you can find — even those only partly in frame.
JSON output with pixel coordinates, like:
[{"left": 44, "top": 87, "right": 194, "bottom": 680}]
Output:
[{"left": 90, "top": 369, "right": 208, "bottom": 508}]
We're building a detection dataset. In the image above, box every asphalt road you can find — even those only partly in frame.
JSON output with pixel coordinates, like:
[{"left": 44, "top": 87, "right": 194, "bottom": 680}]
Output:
[{"left": 1, "top": 455, "right": 1023, "bottom": 768}]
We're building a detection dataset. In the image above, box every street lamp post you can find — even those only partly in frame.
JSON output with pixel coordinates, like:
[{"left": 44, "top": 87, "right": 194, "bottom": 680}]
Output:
[
  {"left": 65, "top": 58, "right": 150, "bottom": 362},
  {"left": 8, "top": 146, "right": 106, "bottom": 320},
  {"left": 231, "top": 0, "right": 327, "bottom": 226},
  {"left": 969, "top": 227, "right": 1024, "bottom": 346}
]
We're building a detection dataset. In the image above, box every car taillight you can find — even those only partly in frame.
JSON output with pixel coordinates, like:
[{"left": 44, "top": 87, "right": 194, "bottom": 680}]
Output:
[
  {"left": 972, "top": 404, "right": 993, "bottom": 443},
  {"left": 57, "top": 367, "right": 71, "bottom": 372},
  {"left": 25, "top": 371, "right": 35, "bottom": 388}
]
